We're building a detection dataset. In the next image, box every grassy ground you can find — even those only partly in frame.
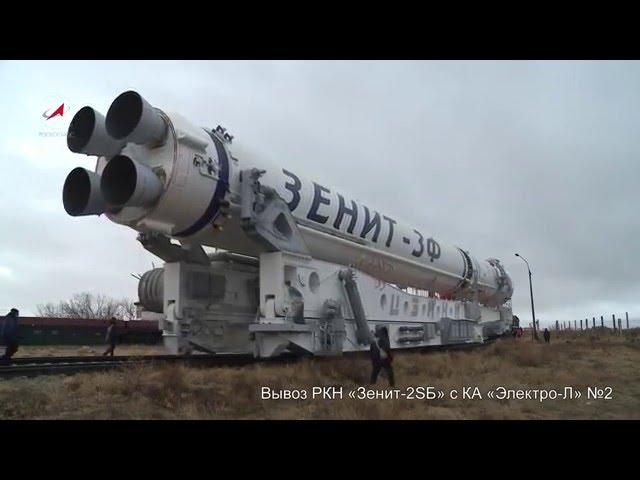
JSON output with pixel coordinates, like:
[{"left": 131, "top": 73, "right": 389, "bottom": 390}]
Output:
[{"left": 1, "top": 329, "right": 639, "bottom": 419}]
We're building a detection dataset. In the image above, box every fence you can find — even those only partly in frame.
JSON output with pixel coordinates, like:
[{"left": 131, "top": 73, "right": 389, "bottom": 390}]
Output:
[{"left": 552, "top": 312, "right": 633, "bottom": 332}]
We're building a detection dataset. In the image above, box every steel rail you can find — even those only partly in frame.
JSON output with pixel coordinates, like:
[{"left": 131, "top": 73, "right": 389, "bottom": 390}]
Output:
[{"left": 0, "top": 337, "right": 500, "bottom": 379}]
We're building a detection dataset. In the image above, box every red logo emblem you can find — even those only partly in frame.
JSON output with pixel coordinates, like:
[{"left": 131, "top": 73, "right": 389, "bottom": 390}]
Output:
[{"left": 42, "top": 103, "right": 65, "bottom": 120}]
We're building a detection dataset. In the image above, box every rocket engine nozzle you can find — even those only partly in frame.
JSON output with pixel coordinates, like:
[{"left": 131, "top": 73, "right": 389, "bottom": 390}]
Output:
[
  {"left": 62, "top": 167, "right": 107, "bottom": 216},
  {"left": 100, "top": 155, "right": 163, "bottom": 208},
  {"left": 105, "top": 90, "right": 167, "bottom": 146},
  {"left": 67, "top": 107, "right": 125, "bottom": 156}
]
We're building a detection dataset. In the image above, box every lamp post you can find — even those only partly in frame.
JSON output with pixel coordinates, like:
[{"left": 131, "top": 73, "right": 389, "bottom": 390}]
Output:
[{"left": 515, "top": 253, "right": 539, "bottom": 341}]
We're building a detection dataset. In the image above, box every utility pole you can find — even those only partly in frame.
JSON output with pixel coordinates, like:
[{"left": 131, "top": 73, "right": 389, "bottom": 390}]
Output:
[{"left": 515, "top": 253, "right": 538, "bottom": 341}]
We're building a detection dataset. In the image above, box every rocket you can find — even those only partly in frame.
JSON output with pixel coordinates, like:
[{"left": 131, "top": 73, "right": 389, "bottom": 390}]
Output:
[{"left": 63, "top": 91, "right": 513, "bottom": 308}]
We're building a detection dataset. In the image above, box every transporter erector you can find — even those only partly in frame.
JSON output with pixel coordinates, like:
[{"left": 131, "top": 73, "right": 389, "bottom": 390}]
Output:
[{"left": 62, "top": 91, "right": 514, "bottom": 357}]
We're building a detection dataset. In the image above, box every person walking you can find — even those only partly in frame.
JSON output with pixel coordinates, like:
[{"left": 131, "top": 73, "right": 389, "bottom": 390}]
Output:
[
  {"left": 370, "top": 326, "right": 395, "bottom": 387},
  {"left": 543, "top": 327, "right": 551, "bottom": 344},
  {"left": 103, "top": 317, "right": 118, "bottom": 356},
  {"left": 1, "top": 308, "right": 20, "bottom": 363}
]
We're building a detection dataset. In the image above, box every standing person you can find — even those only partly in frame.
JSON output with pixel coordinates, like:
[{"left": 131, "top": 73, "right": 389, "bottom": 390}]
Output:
[
  {"left": 1, "top": 308, "right": 20, "bottom": 363},
  {"left": 123, "top": 321, "right": 129, "bottom": 343},
  {"left": 543, "top": 327, "right": 551, "bottom": 344},
  {"left": 103, "top": 317, "right": 118, "bottom": 357},
  {"left": 370, "top": 326, "right": 395, "bottom": 387},
  {"left": 511, "top": 315, "right": 520, "bottom": 339}
]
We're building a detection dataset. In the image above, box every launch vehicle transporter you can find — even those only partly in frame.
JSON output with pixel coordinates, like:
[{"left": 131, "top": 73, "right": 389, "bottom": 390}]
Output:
[{"left": 62, "top": 91, "right": 514, "bottom": 357}]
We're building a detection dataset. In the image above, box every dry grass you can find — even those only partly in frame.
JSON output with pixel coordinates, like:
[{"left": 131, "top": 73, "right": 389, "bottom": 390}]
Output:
[{"left": 1, "top": 329, "right": 639, "bottom": 419}]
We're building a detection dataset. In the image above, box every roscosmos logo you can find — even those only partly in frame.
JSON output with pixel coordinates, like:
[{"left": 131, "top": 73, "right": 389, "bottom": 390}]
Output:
[
  {"left": 39, "top": 101, "right": 72, "bottom": 137},
  {"left": 42, "top": 103, "right": 66, "bottom": 121}
]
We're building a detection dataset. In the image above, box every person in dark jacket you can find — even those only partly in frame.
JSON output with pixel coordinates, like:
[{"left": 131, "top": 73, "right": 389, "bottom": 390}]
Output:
[
  {"left": 1, "top": 308, "right": 20, "bottom": 363},
  {"left": 370, "top": 326, "right": 395, "bottom": 387},
  {"left": 543, "top": 328, "right": 551, "bottom": 344},
  {"left": 103, "top": 317, "right": 118, "bottom": 356}
]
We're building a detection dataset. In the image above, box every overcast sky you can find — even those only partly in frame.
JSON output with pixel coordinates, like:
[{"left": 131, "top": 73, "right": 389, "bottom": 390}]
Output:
[{"left": 0, "top": 60, "right": 638, "bottom": 327}]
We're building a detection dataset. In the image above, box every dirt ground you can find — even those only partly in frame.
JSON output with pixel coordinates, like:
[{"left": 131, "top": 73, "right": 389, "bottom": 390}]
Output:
[{"left": 1, "top": 329, "right": 639, "bottom": 419}]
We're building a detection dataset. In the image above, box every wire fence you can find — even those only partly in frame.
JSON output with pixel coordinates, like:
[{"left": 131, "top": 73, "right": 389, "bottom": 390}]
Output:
[{"left": 528, "top": 312, "right": 638, "bottom": 332}]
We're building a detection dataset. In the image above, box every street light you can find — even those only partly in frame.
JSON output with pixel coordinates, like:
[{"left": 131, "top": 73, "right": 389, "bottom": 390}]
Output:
[{"left": 515, "top": 253, "right": 539, "bottom": 341}]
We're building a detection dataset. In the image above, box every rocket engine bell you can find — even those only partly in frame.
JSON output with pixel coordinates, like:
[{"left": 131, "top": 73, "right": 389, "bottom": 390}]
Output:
[
  {"left": 62, "top": 167, "right": 107, "bottom": 216},
  {"left": 100, "top": 155, "right": 163, "bottom": 208},
  {"left": 63, "top": 90, "right": 513, "bottom": 308},
  {"left": 105, "top": 91, "right": 168, "bottom": 146},
  {"left": 67, "top": 107, "right": 125, "bottom": 157}
]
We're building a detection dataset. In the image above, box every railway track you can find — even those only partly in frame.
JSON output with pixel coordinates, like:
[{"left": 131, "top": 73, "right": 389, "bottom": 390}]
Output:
[
  {"left": 0, "top": 337, "right": 501, "bottom": 379},
  {"left": 0, "top": 354, "right": 269, "bottom": 379}
]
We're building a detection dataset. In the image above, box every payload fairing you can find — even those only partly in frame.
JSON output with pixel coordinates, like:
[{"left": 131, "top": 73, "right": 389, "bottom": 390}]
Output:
[{"left": 63, "top": 91, "right": 514, "bottom": 356}]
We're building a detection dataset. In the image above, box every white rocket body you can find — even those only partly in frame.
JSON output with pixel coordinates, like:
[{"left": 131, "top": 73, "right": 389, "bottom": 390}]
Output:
[{"left": 64, "top": 93, "right": 513, "bottom": 308}]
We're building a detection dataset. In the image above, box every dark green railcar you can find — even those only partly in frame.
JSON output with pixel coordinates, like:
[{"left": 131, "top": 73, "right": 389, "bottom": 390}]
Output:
[{"left": 10, "top": 317, "right": 161, "bottom": 346}]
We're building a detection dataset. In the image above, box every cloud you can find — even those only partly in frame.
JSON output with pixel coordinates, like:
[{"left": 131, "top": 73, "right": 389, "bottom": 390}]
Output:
[
  {"left": 0, "top": 266, "right": 12, "bottom": 278},
  {"left": 0, "top": 60, "right": 638, "bottom": 325}
]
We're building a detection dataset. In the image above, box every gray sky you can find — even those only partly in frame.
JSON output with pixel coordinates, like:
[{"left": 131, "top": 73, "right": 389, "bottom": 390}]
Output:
[{"left": 0, "top": 60, "right": 638, "bottom": 327}]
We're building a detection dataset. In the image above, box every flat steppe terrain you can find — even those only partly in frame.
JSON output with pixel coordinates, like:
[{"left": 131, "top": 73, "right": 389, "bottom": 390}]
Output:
[{"left": 1, "top": 329, "right": 638, "bottom": 419}]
